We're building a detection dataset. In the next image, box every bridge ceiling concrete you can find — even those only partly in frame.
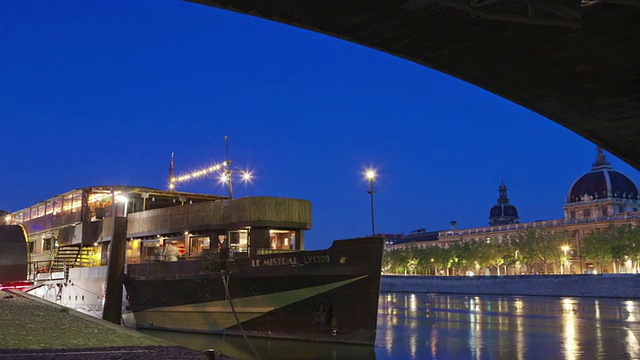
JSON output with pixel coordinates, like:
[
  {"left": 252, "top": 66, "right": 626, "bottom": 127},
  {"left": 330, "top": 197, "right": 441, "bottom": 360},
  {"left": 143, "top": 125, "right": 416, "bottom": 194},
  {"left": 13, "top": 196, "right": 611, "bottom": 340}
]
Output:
[{"left": 187, "top": 0, "right": 640, "bottom": 169}]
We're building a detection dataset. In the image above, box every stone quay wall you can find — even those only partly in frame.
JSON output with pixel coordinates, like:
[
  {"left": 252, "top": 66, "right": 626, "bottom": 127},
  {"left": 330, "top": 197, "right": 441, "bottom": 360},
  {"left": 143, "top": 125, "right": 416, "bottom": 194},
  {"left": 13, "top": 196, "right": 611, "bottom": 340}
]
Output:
[{"left": 381, "top": 274, "right": 640, "bottom": 298}]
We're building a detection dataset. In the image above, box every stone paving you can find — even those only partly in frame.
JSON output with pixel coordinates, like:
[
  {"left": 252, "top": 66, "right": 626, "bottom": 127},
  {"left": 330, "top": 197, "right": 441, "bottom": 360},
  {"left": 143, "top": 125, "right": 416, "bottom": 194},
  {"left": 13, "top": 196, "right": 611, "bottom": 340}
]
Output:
[{"left": 0, "top": 289, "right": 210, "bottom": 359}]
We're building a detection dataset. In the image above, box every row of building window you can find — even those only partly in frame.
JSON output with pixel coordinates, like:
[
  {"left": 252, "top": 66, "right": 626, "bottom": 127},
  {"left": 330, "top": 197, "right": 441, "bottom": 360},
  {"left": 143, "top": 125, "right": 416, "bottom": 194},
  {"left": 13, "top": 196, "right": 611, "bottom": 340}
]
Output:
[{"left": 11, "top": 192, "right": 83, "bottom": 223}]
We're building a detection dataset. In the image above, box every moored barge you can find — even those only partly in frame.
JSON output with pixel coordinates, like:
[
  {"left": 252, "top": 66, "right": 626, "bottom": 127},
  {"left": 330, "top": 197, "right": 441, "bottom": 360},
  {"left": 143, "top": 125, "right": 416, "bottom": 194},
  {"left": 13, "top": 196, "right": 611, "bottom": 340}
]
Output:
[
  {"left": 3, "top": 186, "right": 384, "bottom": 345},
  {"left": 124, "top": 236, "right": 383, "bottom": 344}
]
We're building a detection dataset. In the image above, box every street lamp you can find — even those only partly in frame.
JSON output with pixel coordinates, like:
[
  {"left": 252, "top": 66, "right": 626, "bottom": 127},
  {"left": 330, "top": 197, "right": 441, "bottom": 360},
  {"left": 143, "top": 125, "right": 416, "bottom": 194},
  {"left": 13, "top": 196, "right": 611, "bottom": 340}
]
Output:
[
  {"left": 365, "top": 169, "right": 376, "bottom": 236},
  {"left": 561, "top": 245, "right": 570, "bottom": 274}
]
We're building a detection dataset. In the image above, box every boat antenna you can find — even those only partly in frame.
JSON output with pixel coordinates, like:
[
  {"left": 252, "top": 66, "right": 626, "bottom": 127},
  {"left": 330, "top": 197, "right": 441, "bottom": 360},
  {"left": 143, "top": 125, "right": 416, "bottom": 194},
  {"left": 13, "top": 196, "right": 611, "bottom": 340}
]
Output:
[
  {"left": 224, "top": 136, "right": 233, "bottom": 199},
  {"left": 169, "top": 152, "right": 175, "bottom": 191}
]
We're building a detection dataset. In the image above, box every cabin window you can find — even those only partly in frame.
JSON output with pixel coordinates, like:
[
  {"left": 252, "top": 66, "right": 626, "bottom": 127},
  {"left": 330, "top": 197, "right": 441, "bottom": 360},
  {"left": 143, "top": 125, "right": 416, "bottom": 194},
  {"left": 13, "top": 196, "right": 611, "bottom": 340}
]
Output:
[
  {"left": 142, "top": 241, "right": 161, "bottom": 260},
  {"left": 43, "top": 238, "right": 53, "bottom": 252},
  {"left": 229, "top": 230, "right": 248, "bottom": 253},
  {"left": 269, "top": 230, "right": 296, "bottom": 250},
  {"left": 37, "top": 204, "right": 45, "bottom": 218},
  {"left": 72, "top": 193, "right": 82, "bottom": 213},
  {"left": 45, "top": 202, "right": 53, "bottom": 215},
  {"left": 191, "top": 237, "right": 210, "bottom": 254},
  {"left": 31, "top": 208, "right": 38, "bottom": 219},
  {"left": 53, "top": 198, "right": 62, "bottom": 215},
  {"left": 63, "top": 195, "right": 73, "bottom": 214},
  {"left": 23, "top": 209, "right": 30, "bottom": 221}
]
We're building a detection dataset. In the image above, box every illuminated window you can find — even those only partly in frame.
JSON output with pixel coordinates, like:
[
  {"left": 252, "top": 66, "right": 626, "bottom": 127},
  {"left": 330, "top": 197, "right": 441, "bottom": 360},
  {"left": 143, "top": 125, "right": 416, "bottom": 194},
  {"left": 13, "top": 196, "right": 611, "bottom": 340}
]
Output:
[
  {"left": 268, "top": 230, "right": 296, "bottom": 250},
  {"left": 37, "top": 204, "right": 45, "bottom": 218},
  {"left": 63, "top": 195, "right": 73, "bottom": 214},
  {"left": 31, "top": 208, "right": 38, "bottom": 219},
  {"left": 43, "top": 238, "right": 53, "bottom": 252},
  {"left": 72, "top": 193, "right": 82, "bottom": 213},
  {"left": 45, "top": 202, "right": 53, "bottom": 215},
  {"left": 23, "top": 209, "right": 30, "bottom": 221},
  {"left": 53, "top": 198, "right": 62, "bottom": 215}
]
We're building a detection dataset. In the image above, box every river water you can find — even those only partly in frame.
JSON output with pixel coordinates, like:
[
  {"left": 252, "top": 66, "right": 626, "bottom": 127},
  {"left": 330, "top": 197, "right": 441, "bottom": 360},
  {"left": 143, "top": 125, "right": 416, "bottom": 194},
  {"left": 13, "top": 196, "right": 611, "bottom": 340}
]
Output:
[{"left": 140, "top": 292, "right": 640, "bottom": 359}]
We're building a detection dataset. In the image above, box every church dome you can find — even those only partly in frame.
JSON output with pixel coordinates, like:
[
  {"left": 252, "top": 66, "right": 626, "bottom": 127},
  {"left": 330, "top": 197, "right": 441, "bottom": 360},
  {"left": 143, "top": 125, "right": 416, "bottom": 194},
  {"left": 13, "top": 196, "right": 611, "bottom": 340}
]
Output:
[
  {"left": 567, "top": 147, "right": 639, "bottom": 203},
  {"left": 489, "top": 181, "right": 519, "bottom": 225},
  {"left": 490, "top": 204, "right": 519, "bottom": 218}
]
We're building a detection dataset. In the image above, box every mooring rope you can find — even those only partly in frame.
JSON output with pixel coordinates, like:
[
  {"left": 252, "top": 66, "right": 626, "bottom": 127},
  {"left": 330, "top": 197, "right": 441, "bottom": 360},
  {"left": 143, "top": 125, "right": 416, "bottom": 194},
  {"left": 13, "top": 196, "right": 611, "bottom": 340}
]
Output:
[{"left": 221, "top": 270, "right": 264, "bottom": 360}]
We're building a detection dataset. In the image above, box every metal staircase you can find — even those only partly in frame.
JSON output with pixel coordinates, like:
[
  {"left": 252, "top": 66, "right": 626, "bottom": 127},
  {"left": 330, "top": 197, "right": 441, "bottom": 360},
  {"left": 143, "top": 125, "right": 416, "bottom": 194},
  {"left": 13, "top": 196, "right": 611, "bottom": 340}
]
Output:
[{"left": 50, "top": 245, "right": 91, "bottom": 272}]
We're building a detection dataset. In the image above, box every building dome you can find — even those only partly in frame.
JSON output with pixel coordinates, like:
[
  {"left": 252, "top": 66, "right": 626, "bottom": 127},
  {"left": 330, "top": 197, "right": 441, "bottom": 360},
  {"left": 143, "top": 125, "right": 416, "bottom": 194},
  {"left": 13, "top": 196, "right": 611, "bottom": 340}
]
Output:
[
  {"left": 567, "top": 147, "right": 639, "bottom": 203},
  {"left": 489, "top": 181, "right": 519, "bottom": 225}
]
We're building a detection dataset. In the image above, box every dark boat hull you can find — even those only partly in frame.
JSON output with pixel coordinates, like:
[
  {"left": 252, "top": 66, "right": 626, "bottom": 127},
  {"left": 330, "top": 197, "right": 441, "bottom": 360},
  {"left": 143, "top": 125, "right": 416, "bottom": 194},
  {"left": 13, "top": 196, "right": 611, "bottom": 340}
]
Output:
[{"left": 123, "top": 237, "right": 384, "bottom": 345}]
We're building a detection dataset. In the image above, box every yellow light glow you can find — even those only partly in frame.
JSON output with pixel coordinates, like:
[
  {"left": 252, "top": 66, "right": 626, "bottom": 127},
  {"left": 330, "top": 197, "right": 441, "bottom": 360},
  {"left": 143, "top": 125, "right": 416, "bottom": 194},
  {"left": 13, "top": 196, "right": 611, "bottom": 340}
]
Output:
[
  {"left": 562, "top": 245, "right": 570, "bottom": 252},
  {"left": 172, "top": 161, "right": 227, "bottom": 184},
  {"left": 4, "top": 215, "right": 11, "bottom": 223},
  {"left": 171, "top": 159, "right": 255, "bottom": 190},
  {"left": 88, "top": 193, "right": 112, "bottom": 203},
  {"left": 366, "top": 169, "right": 376, "bottom": 180}
]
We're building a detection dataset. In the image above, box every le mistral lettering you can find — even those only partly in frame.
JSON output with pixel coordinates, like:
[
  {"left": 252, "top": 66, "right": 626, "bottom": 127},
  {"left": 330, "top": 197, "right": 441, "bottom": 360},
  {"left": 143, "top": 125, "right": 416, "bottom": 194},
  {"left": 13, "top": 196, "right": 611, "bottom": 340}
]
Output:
[{"left": 252, "top": 255, "right": 331, "bottom": 267}]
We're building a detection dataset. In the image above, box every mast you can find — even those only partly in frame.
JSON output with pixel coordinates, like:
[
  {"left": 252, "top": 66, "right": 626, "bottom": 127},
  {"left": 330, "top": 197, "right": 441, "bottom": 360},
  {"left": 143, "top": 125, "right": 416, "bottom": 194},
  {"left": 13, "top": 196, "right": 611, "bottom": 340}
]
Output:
[
  {"left": 169, "top": 152, "right": 175, "bottom": 191},
  {"left": 225, "top": 136, "right": 233, "bottom": 199}
]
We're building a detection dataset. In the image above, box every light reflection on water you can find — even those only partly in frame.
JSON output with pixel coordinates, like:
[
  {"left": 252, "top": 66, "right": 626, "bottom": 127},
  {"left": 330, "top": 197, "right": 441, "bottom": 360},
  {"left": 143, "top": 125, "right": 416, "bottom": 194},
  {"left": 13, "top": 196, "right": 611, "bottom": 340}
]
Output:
[{"left": 139, "top": 293, "right": 640, "bottom": 360}]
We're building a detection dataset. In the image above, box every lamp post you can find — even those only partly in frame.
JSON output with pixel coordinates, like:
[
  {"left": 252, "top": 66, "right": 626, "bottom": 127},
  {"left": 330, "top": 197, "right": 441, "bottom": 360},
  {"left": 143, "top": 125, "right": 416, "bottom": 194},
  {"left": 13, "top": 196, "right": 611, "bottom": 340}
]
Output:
[
  {"left": 366, "top": 169, "right": 376, "bottom": 236},
  {"left": 561, "top": 245, "right": 570, "bottom": 274}
]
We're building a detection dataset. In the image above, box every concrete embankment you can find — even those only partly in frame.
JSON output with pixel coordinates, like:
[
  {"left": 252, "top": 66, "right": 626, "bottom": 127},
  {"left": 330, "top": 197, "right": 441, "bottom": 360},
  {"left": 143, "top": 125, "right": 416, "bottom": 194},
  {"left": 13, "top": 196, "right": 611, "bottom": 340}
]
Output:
[
  {"left": 0, "top": 289, "right": 222, "bottom": 359},
  {"left": 381, "top": 274, "right": 640, "bottom": 298}
]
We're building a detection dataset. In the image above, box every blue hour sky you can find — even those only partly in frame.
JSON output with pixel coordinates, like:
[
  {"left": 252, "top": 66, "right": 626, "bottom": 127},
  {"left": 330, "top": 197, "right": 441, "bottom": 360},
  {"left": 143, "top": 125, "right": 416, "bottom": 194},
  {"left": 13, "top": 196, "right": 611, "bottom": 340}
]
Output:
[{"left": 2, "top": 0, "right": 639, "bottom": 249}]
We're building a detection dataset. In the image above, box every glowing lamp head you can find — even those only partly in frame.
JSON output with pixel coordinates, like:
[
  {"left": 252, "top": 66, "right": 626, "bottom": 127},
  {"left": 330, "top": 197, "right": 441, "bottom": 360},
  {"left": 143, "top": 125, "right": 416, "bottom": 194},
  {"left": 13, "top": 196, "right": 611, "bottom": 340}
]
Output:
[
  {"left": 561, "top": 245, "right": 570, "bottom": 252},
  {"left": 366, "top": 169, "right": 376, "bottom": 181},
  {"left": 4, "top": 215, "right": 11, "bottom": 223}
]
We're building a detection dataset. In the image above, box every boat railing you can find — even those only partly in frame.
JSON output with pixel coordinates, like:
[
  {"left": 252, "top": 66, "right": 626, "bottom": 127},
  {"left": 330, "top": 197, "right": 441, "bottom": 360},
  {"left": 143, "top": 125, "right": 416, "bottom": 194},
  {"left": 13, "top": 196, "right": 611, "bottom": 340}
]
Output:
[{"left": 255, "top": 248, "right": 300, "bottom": 255}]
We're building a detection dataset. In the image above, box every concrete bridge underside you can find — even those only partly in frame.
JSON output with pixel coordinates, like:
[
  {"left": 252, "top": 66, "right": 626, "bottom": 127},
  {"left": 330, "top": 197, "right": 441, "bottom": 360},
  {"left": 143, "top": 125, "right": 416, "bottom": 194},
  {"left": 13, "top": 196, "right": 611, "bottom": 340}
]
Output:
[{"left": 187, "top": 0, "right": 640, "bottom": 168}]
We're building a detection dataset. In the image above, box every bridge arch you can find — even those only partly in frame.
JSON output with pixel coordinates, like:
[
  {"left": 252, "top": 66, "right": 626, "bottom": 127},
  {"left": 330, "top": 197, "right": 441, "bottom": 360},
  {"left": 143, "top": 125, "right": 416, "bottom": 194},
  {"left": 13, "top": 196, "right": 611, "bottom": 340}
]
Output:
[{"left": 187, "top": 0, "right": 640, "bottom": 168}]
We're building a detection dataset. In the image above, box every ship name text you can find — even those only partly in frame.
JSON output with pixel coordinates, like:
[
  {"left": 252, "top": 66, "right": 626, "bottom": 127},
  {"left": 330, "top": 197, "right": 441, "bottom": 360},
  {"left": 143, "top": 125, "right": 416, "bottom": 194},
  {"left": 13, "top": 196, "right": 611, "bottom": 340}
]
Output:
[{"left": 251, "top": 255, "right": 331, "bottom": 267}]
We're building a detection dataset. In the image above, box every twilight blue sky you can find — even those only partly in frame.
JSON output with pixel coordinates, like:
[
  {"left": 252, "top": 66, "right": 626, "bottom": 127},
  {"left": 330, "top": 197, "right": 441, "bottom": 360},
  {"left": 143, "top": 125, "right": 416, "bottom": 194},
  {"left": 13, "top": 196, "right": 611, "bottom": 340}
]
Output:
[{"left": 2, "top": 0, "right": 638, "bottom": 249}]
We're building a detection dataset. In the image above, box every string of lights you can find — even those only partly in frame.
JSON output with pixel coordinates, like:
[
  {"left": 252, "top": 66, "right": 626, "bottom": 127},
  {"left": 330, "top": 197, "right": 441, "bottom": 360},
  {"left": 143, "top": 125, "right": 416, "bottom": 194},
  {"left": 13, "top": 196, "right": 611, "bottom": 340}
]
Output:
[
  {"left": 168, "top": 160, "right": 253, "bottom": 196},
  {"left": 168, "top": 136, "right": 252, "bottom": 199},
  {"left": 169, "top": 162, "right": 227, "bottom": 190}
]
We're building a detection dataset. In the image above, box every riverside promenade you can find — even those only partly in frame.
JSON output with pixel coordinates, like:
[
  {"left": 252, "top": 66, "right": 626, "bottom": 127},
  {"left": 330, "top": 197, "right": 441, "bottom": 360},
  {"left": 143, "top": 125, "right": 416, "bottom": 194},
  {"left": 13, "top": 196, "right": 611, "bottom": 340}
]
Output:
[
  {"left": 0, "top": 289, "right": 209, "bottom": 359},
  {"left": 381, "top": 273, "right": 640, "bottom": 298}
]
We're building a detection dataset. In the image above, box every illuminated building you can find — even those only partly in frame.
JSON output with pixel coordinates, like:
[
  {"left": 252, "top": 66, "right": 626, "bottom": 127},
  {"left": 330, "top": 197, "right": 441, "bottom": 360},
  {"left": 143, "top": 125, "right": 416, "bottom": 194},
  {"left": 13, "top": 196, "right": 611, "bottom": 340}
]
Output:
[{"left": 392, "top": 147, "right": 640, "bottom": 275}]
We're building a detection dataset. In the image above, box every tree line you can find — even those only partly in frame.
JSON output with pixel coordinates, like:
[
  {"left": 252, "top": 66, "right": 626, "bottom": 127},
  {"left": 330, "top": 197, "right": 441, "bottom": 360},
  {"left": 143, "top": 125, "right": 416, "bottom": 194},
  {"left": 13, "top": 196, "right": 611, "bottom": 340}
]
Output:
[{"left": 383, "top": 223, "right": 640, "bottom": 275}]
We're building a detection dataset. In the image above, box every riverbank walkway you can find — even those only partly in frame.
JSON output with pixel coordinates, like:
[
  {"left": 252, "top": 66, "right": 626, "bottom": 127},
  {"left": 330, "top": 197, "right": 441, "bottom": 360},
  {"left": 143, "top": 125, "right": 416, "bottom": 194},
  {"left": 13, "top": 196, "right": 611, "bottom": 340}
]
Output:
[{"left": 0, "top": 289, "right": 211, "bottom": 359}]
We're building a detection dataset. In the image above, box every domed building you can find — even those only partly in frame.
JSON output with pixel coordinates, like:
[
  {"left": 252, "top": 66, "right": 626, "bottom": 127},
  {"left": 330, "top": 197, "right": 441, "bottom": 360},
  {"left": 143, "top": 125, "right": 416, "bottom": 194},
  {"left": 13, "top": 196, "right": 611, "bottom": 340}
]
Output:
[
  {"left": 392, "top": 146, "right": 640, "bottom": 275},
  {"left": 564, "top": 147, "right": 640, "bottom": 221},
  {"left": 489, "top": 181, "right": 519, "bottom": 226}
]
